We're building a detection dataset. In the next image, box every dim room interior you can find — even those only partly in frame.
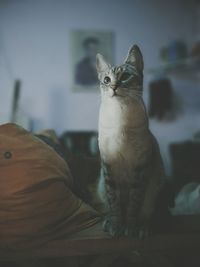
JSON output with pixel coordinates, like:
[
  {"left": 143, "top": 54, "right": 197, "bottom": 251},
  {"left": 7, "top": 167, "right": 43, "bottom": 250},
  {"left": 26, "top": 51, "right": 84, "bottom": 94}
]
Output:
[{"left": 0, "top": 0, "right": 200, "bottom": 266}]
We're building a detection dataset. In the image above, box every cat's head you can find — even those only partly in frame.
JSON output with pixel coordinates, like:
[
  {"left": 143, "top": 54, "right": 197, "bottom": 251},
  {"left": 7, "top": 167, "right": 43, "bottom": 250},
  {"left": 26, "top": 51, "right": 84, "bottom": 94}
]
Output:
[{"left": 96, "top": 44, "right": 144, "bottom": 99}]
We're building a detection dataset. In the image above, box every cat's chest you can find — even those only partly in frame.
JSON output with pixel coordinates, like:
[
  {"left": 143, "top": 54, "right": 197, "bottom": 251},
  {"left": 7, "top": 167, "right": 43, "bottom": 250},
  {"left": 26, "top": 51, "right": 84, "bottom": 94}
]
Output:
[
  {"left": 98, "top": 101, "right": 139, "bottom": 160},
  {"left": 99, "top": 99, "right": 132, "bottom": 129},
  {"left": 99, "top": 126, "right": 124, "bottom": 159}
]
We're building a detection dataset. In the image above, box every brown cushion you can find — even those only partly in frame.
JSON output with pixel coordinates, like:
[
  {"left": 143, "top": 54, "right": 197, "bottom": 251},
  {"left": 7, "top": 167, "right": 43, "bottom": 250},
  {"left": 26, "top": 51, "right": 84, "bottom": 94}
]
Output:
[{"left": 0, "top": 123, "right": 99, "bottom": 252}]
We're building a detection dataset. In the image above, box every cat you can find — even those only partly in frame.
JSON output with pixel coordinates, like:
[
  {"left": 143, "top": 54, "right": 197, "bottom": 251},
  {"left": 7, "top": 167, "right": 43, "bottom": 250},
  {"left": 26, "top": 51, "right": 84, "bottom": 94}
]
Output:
[
  {"left": 170, "top": 182, "right": 200, "bottom": 215},
  {"left": 96, "top": 44, "right": 165, "bottom": 237}
]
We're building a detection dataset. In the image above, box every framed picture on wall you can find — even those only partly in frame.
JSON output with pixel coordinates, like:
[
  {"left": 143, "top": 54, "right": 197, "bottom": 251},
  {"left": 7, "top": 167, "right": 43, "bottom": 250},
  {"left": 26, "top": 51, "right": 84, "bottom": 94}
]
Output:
[{"left": 70, "top": 30, "right": 114, "bottom": 92}]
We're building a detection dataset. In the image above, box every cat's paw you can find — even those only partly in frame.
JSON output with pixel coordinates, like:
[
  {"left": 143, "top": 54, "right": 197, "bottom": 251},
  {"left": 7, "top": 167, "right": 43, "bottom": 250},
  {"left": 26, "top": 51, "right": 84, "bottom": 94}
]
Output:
[
  {"left": 103, "top": 217, "right": 124, "bottom": 237},
  {"left": 138, "top": 226, "right": 150, "bottom": 239},
  {"left": 124, "top": 225, "right": 138, "bottom": 237},
  {"left": 125, "top": 225, "right": 150, "bottom": 239}
]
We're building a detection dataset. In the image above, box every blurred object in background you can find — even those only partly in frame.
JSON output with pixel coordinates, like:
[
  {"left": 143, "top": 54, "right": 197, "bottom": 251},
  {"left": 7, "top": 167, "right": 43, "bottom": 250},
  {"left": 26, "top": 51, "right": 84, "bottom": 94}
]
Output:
[
  {"left": 170, "top": 135, "right": 200, "bottom": 193},
  {"left": 59, "top": 131, "right": 100, "bottom": 206},
  {"left": 37, "top": 129, "right": 60, "bottom": 144},
  {"left": 60, "top": 131, "right": 98, "bottom": 157},
  {"left": 160, "top": 40, "right": 188, "bottom": 63},
  {"left": 194, "top": 130, "right": 200, "bottom": 142},
  {"left": 10, "top": 79, "right": 20, "bottom": 123},
  {"left": 0, "top": 79, "right": 31, "bottom": 130},
  {"left": 148, "top": 78, "right": 181, "bottom": 121},
  {"left": 191, "top": 41, "right": 200, "bottom": 68},
  {"left": 170, "top": 182, "right": 200, "bottom": 215},
  {"left": 191, "top": 41, "right": 200, "bottom": 58},
  {"left": 10, "top": 80, "right": 31, "bottom": 130},
  {"left": 149, "top": 38, "right": 200, "bottom": 81}
]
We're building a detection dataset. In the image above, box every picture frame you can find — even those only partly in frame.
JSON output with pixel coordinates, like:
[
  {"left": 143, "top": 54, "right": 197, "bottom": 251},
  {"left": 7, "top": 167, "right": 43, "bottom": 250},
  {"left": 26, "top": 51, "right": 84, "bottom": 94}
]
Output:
[{"left": 70, "top": 30, "right": 114, "bottom": 92}]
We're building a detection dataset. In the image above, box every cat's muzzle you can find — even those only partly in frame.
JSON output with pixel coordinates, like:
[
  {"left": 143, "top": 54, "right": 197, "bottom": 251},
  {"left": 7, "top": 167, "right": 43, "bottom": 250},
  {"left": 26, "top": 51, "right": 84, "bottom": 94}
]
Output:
[{"left": 110, "top": 85, "right": 118, "bottom": 97}]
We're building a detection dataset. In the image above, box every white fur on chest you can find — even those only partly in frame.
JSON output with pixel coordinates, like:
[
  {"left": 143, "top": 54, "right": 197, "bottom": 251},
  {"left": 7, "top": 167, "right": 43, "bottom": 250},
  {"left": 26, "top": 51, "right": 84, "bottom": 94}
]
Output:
[{"left": 98, "top": 98, "right": 133, "bottom": 162}]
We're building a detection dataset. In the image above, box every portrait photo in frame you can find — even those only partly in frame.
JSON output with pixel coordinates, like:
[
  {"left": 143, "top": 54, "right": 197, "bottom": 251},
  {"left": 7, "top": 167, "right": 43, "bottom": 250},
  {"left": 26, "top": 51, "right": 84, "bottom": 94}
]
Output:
[{"left": 70, "top": 30, "right": 114, "bottom": 92}]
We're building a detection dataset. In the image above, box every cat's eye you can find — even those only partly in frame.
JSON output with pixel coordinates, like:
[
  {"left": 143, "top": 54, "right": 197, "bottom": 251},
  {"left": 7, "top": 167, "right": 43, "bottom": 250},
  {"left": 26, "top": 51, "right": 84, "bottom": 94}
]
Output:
[
  {"left": 104, "top": 76, "right": 111, "bottom": 84},
  {"left": 120, "top": 72, "right": 131, "bottom": 82}
]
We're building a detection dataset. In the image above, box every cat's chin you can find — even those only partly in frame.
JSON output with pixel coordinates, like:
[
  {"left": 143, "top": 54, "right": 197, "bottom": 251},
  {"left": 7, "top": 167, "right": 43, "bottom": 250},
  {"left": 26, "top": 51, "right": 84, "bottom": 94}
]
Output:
[
  {"left": 102, "top": 87, "right": 127, "bottom": 98},
  {"left": 107, "top": 89, "right": 116, "bottom": 98},
  {"left": 107, "top": 91, "right": 123, "bottom": 98}
]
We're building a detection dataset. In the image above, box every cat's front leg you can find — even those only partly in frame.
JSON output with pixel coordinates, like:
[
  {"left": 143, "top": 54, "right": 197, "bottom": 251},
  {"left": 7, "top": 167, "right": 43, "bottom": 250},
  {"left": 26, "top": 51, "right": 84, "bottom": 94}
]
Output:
[
  {"left": 126, "top": 171, "right": 147, "bottom": 238},
  {"left": 99, "top": 161, "right": 124, "bottom": 236},
  {"left": 103, "top": 177, "right": 124, "bottom": 237}
]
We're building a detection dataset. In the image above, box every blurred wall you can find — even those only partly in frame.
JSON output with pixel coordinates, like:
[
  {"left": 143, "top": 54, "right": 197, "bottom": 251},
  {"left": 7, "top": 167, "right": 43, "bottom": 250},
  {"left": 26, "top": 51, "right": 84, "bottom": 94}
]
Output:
[
  {"left": 197, "top": 2, "right": 200, "bottom": 39},
  {"left": 0, "top": 0, "right": 196, "bottom": 133}
]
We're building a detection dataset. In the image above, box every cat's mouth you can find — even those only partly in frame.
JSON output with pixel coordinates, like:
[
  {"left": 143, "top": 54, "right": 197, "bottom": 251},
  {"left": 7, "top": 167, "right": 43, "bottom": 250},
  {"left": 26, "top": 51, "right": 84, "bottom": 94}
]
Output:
[
  {"left": 111, "top": 90, "right": 124, "bottom": 98},
  {"left": 107, "top": 88, "right": 124, "bottom": 98},
  {"left": 110, "top": 87, "right": 119, "bottom": 97}
]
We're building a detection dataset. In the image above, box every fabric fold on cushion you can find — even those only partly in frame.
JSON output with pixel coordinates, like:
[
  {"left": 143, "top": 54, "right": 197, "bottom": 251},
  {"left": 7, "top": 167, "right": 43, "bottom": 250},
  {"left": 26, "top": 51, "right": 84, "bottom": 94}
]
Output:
[{"left": 0, "top": 123, "right": 100, "bottom": 252}]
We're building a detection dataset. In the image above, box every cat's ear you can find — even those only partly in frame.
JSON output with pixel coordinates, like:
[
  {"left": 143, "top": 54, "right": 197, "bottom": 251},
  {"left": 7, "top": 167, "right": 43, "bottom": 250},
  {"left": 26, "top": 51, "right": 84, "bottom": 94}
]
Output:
[
  {"left": 124, "top": 44, "right": 144, "bottom": 72},
  {"left": 96, "top": 54, "right": 111, "bottom": 73}
]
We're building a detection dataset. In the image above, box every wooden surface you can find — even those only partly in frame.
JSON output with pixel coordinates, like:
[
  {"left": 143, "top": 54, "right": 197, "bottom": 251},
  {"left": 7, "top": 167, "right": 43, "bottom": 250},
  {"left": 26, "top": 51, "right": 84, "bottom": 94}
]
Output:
[{"left": 1, "top": 215, "right": 200, "bottom": 260}]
